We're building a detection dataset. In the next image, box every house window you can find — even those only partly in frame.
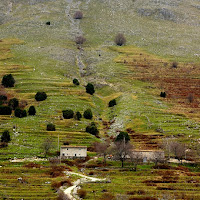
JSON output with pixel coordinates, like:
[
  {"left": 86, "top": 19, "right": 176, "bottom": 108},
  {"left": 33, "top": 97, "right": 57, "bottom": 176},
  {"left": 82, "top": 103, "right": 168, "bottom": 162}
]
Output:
[
  {"left": 67, "top": 148, "right": 68, "bottom": 150},
  {"left": 62, "top": 153, "right": 65, "bottom": 156}
]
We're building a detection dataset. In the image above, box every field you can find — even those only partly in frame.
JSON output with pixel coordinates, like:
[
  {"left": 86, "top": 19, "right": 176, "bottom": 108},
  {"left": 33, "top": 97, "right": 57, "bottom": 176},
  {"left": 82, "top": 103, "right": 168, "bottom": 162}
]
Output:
[{"left": 0, "top": 0, "right": 200, "bottom": 199}]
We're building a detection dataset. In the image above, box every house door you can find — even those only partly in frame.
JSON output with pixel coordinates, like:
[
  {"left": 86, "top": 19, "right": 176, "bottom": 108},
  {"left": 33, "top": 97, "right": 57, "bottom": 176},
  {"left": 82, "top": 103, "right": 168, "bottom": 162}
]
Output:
[
  {"left": 143, "top": 157, "right": 147, "bottom": 163},
  {"left": 75, "top": 154, "right": 76, "bottom": 157}
]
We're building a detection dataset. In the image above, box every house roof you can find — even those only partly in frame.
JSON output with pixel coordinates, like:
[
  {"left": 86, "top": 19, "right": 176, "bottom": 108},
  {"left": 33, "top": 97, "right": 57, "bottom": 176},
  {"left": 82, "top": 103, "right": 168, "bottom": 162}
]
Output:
[{"left": 61, "top": 145, "right": 87, "bottom": 148}]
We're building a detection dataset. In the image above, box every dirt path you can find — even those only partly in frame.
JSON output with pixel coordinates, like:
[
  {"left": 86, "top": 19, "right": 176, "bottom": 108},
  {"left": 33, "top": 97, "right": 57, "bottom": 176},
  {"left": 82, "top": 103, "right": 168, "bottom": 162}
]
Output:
[{"left": 62, "top": 171, "right": 108, "bottom": 200}]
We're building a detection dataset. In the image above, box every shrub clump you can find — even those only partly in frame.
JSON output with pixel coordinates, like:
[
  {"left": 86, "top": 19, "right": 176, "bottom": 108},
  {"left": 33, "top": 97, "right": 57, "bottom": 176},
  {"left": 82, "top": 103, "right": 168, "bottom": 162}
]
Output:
[
  {"left": 86, "top": 122, "right": 99, "bottom": 136},
  {"left": 46, "top": 21, "right": 50, "bottom": 25},
  {"left": 83, "top": 109, "right": 93, "bottom": 119},
  {"left": 73, "top": 78, "right": 80, "bottom": 86},
  {"left": 108, "top": 99, "right": 116, "bottom": 107},
  {"left": 14, "top": 108, "right": 27, "bottom": 118},
  {"left": 8, "top": 98, "right": 19, "bottom": 110},
  {"left": 77, "top": 189, "right": 87, "bottom": 199},
  {"left": 86, "top": 83, "right": 95, "bottom": 95},
  {"left": 115, "top": 33, "right": 126, "bottom": 46},
  {"left": 0, "top": 95, "right": 7, "bottom": 104},
  {"left": 160, "top": 92, "right": 166, "bottom": 98},
  {"left": 1, "top": 130, "right": 11, "bottom": 143},
  {"left": 47, "top": 123, "right": 56, "bottom": 131},
  {"left": 1, "top": 74, "right": 15, "bottom": 87},
  {"left": 172, "top": 62, "right": 178, "bottom": 68},
  {"left": 28, "top": 106, "right": 36, "bottom": 116},
  {"left": 74, "top": 111, "right": 82, "bottom": 120},
  {"left": 115, "top": 131, "right": 130, "bottom": 143},
  {"left": 35, "top": 92, "right": 47, "bottom": 101},
  {"left": 73, "top": 11, "right": 83, "bottom": 19},
  {"left": 0, "top": 106, "right": 12, "bottom": 115},
  {"left": 75, "top": 36, "right": 86, "bottom": 45},
  {"left": 62, "top": 109, "right": 74, "bottom": 119}
]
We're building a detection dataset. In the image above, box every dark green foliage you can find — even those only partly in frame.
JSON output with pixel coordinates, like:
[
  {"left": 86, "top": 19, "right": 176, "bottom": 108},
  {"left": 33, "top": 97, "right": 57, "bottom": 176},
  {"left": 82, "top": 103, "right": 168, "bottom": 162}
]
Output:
[
  {"left": 28, "top": 106, "right": 36, "bottom": 116},
  {"left": 115, "top": 33, "right": 126, "bottom": 46},
  {"left": 115, "top": 131, "right": 130, "bottom": 143},
  {"left": 14, "top": 108, "right": 27, "bottom": 118},
  {"left": 109, "top": 99, "right": 117, "bottom": 107},
  {"left": 160, "top": 92, "right": 166, "bottom": 98},
  {"left": 0, "top": 106, "right": 12, "bottom": 115},
  {"left": 8, "top": 98, "right": 19, "bottom": 110},
  {"left": 47, "top": 123, "right": 56, "bottom": 131},
  {"left": 1, "top": 130, "right": 11, "bottom": 143},
  {"left": 83, "top": 109, "right": 93, "bottom": 119},
  {"left": 86, "top": 83, "right": 95, "bottom": 95},
  {"left": 46, "top": 21, "right": 50, "bottom": 25},
  {"left": 1, "top": 74, "right": 15, "bottom": 87},
  {"left": 0, "top": 95, "right": 7, "bottom": 105},
  {"left": 86, "top": 122, "right": 99, "bottom": 136},
  {"left": 73, "top": 78, "right": 80, "bottom": 86},
  {"left": 62, "top": 109, "right": 74, "bottom": 119},
  {"left": 74, "top": 111, "right": 82, "bottom": 120},
  {"left": 35, "top": 92, "right": 47, "bottom": 101}
]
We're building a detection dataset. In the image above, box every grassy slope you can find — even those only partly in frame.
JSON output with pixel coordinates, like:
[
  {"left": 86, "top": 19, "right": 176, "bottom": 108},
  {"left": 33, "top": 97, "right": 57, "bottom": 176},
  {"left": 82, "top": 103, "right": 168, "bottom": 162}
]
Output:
[{"left": 0, "top": 0, "right": 200, "bottom": 199}]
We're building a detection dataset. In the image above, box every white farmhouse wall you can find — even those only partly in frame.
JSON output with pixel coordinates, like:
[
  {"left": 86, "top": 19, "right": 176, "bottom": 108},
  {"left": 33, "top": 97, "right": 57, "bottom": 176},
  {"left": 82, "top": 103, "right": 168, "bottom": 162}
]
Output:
[{"left": 60, "top": 146, "right": 87, "bottom": 158}]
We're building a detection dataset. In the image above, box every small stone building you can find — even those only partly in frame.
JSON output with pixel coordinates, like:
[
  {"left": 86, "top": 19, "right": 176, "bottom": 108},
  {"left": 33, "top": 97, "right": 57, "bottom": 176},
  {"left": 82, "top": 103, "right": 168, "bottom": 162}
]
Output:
[
  {"left": 60, "top": 146, "right": 87, "bottom": 159},
  {"left": 132, "top": 150, "right": 165, "bottom": 163}
]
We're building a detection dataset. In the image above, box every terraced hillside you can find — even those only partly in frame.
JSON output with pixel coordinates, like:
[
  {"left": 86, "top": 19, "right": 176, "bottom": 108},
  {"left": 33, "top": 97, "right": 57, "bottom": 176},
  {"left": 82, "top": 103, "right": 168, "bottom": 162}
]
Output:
[{"left": 0, "top": 0, "right": 200, "bottom": 199}]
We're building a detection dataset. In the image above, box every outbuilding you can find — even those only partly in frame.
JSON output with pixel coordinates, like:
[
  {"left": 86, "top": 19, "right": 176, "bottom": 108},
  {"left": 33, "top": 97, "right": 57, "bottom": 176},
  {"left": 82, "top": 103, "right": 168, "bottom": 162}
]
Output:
[{"left": 60, "top": 146, "right": 87, "bottom": 159}]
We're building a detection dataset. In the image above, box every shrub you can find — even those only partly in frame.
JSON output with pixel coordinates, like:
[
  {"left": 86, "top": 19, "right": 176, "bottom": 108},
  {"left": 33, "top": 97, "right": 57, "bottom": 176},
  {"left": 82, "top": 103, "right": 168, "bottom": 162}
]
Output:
[
  {"left": 35, "top": 92, "right": 47, "bottom": 101},
  {"left": 1, "top": 130, "right": 11, "bottom": 143},
  {"left": 47, "top": 123, "right": 56, "bottom": 131},
  {"left": 86, "top": 122, "right": 99, "bottom": 136},
  {"left": 73, "top": 11, "right": 83, "bottom": 19},
  {"left": 86, "top": 83, "right": 95, "bottom": 95},
  {"left": 160, "top": 92, "right": 166, "bottom": 98},
  {"left": 73, "top": 78, "right": 80, "bottom": 86},
  {"left": 62, "top": 109, "right": 74, "bottom": 119},
  {"left": 46, "top": 21, "right": 50, "bottom": 25},
  {"left": 108, "top": 99, "right": 116, "bottom": 107},
  {"left": 0, "top": 142, "right": 8, "bottom": 148},
  {"left": 1, "top": 74, "right": 15, "bottom": 87},
  {"left": 172, "top": 62, "right": 178, "bottom": 68},
  {"left": 115, "top": 33, "right": 126, "bottom": 46},
  {"left": 75, "top": 36, "right": 86, "bottom": 45},
  {"left": 115, "top": 131, "right": 130, "bottom": 143},
  {"left": 28, "top": 106, "right": 36, "bottom": 116},
  {"left": 83, "top": 109, "right": 93, "bottom": 119},
  {"left": 14, "top": 108, "right": 27, "bottom": 118},
  {"left": 0, "top": 95, "right": 7, "bottom": 102},
  {"left": 0, "top": 106, "right": 12, "bottom": 115},
  {"left": 8, "top": 98, "right": 19, "bottom": 110},
  {"left": 77, "top": 189, "right": 87, "bottom": 199},
  {"left": 74, "top": 111, "right": 82, "bottom": 120}
]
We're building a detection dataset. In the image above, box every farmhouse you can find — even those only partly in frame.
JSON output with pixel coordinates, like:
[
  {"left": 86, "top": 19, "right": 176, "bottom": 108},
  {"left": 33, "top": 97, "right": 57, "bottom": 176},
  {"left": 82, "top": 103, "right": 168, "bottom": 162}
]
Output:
[
  {"left": 60, "top": 146, "right": 87, "bottom": 159},
  {"left": 132, "top": 150, "right": 165, "bottom": 163}
]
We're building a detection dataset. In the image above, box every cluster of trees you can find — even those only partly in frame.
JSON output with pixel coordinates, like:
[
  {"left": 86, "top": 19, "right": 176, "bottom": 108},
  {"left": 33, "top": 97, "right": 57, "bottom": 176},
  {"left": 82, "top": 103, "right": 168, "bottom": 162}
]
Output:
[{"left": 86, "top": 122, "right": 99, "bottom": 136}]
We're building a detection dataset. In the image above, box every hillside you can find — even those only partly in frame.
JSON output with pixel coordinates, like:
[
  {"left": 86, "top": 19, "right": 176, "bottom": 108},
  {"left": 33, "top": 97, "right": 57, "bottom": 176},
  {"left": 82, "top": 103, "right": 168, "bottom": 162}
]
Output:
[{"left": 0, "top": 0, "right": 200, "bottom": 199}]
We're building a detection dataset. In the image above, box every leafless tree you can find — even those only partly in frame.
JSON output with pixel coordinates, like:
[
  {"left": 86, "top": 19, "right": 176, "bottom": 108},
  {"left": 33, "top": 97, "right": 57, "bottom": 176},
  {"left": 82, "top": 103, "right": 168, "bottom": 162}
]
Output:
[
  {"left": 73, "top": 11, "right": 83, "bottom": 19},
  {"left": 130, "top": 151, "right": 142, "bottom": 171},
  {"left": 94, "top": 141, "right": 110, "bottom": 164},
  {"left": 152, "top": 151, "right": 165, "bottom": 166},
  {"left": 111, "top": 140, "right": 133, "bottom": 167},
  {"left": 75, "top": 36, "right": 86, "bottom": 45},
  {"left": 114, "top": 33, "right": 126, "bottom": 46},
  {"left": 187, "top": 93, "right": 194, "bottom": 103},
  {"left": 170, "top": 142, "right": 186, "bottom": 163},
  {"left": 41, "top": 137, "right": 55, "bottom": 158}
]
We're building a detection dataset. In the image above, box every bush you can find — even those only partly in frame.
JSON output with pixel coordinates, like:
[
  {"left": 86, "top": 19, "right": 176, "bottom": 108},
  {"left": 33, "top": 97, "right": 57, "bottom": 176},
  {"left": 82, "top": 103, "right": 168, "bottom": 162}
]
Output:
[
  {"left": 73, "top": 11, "right": 83, "bottom": 19},
  {"left": 77, "top": 189, "right": 87, "bottom": 199},
  {"left": 47, "top": 123, "right": 56, "bottom": 131},
  {"left": 1, "top": 74, "right": 15, "bottom": 87},
  {"left": 35, "top": 92, "right": 47, "bottom": 101},
  {"left": 8, "top": 98, "right": 19, "bottom": 110},
  {"left": 160, "top": 92, "right": 166, "bottom": 98},
  {"left": 28, "top": 106, "right": 36, "bottom": 116},
  {"left": 86, "top": 83, "right": 95, "bottom": 95},
  {"left": 75, "top": 36, "right": 86, "bottom": 45},
  {"left": 62, "top": 109, "right": 74, "bottom": 119},
  {"left": 115, "top": 33, "right": 126, "bottom": 46},
  {"left": 0, "top": 95, "right": 7, "bottom": 102},
  {"left": 0, "top": 106, "right": 12, "bottom": 115},
  {"left": 74, "top": 111, "right": 82, "bottom": 120},
  {"left": 83, "top": 109, "right": 93, "bottom": 119},
  {"left": 86, "top": 122, "right": 99, "bottom": 136},
  {"left": 46, "top": 21, "right": 50, "bottom": 25},
  {"left": 172, "top": 62, "right": 178, "bottom": 68},
  {"left": 73, "top": 78, "right": 80, "bottom": 86},
  {"left": 115, "top": 131, "right": 130, "bottom": 143},
  {"left": 1, "top": 130, "right": 11, "bottom": 143},
  {"left": 108, "top": 99, "right": 116, "bottom": 107},
  {"left": 14, "top": 108, "right": 27, "bottom": 118}
]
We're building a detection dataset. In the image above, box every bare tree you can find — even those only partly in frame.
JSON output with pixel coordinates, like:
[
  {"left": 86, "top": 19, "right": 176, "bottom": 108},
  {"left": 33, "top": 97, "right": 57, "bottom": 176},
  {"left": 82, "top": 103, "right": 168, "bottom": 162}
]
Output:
[
  {"left": 41, "top": 137, "right": 55, "bottom": 157},
  {"left": 130, "top": 151, "right": 142, "bottom": 171},
  {"left": 114, "top": 33, "right": 126, "bottom": 46},
  {"left": 170, "top": 142, "right": 186, "bottom": 163},
  {"left": 152, "top": 151, "right": 165, "bottom": 166},
  {"left": 73, "top": 11, "right": 83, "bottom": 19},
  {"left": 75, "top": 36, "right": 86, "bottom": 45},
  {"left": 187, "top": 93, "right": 194, "bottom": 103},
  {"left": 111, "top": 140, "right": 133, "bottom": 167},
  {"left": 94, "top": 141, "right": 110, "bottom": 164}
]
